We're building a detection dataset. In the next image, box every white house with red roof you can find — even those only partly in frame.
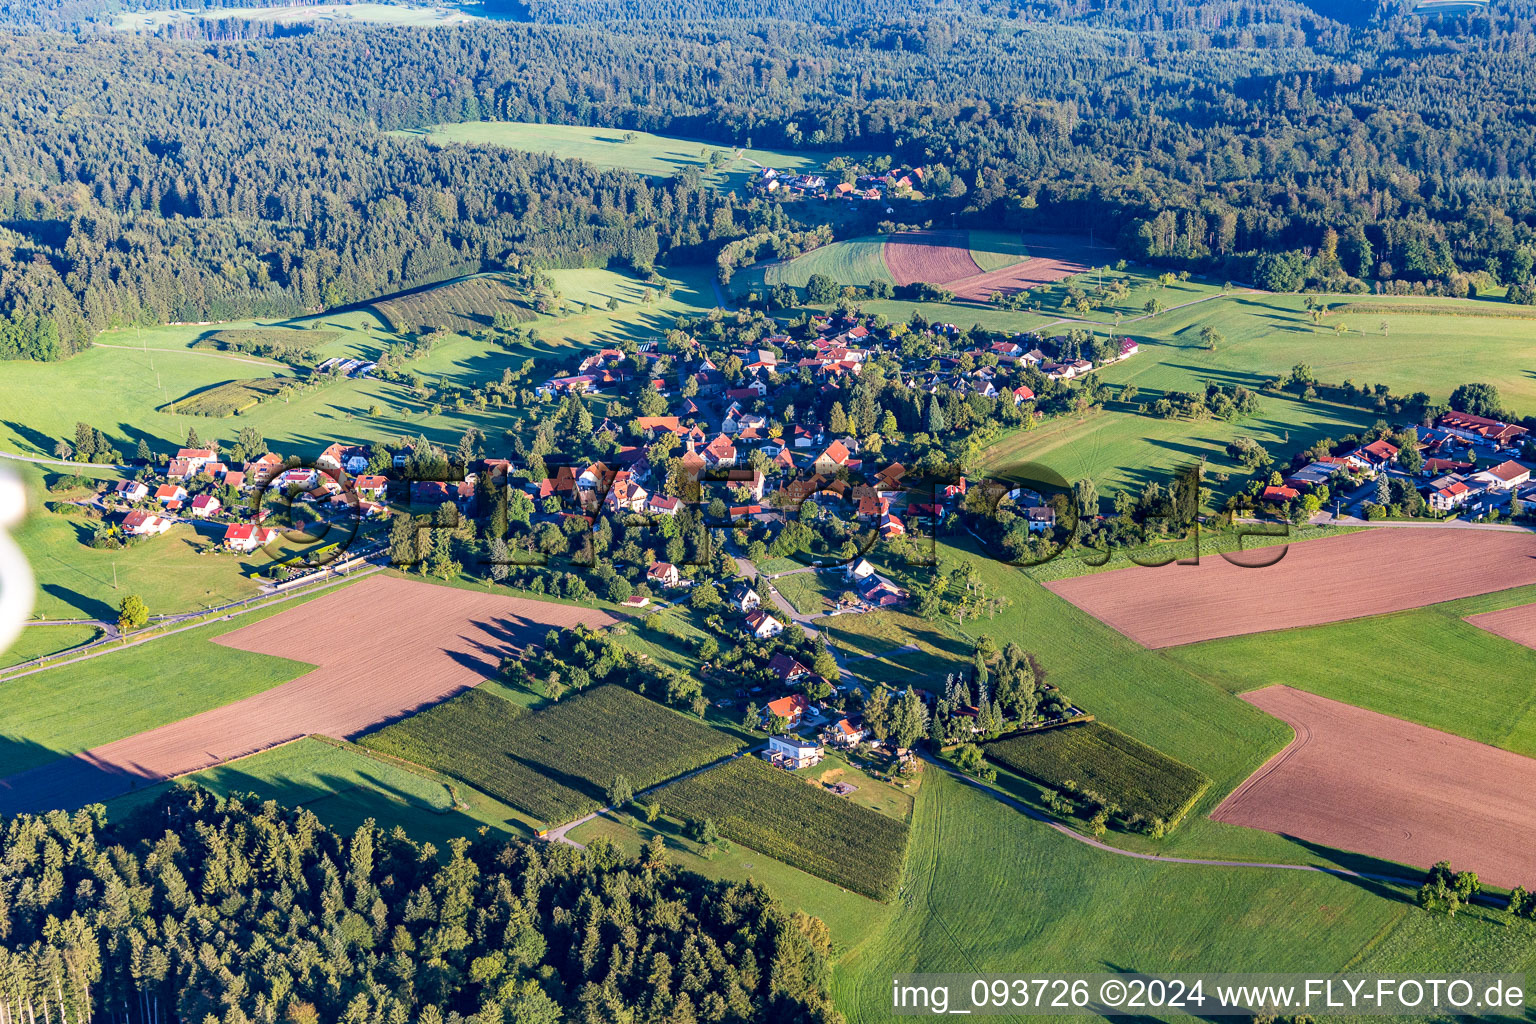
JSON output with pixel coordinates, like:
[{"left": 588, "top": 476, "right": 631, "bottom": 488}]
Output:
[
  {"left": 175, "top": 448, "right": 216, "bottom": 474},
  {"left": 703, "top": 435, "right": 737, "bottom": 468},
  {"left": 222, "top": 523, "right": 280, "bottom": 553},
  {"left": 154, "top": 484, "right": 187, "bottom": 506},
  {"left": 188, "top": 494, "right": 221, "bottom": 518},
  {"left": 113, "top": 480, "right": 149, "bottom": 502},
  {"left": 1473, "top": 459, "right": 1531, "bottom": 492},
  {"left": 353, "top": 475, "right": 388, "bottom": 500},
  {"left": 121, "top": 510, "right": 172, "bottom": 537},
  {"left": 745, "top": 609, "right": 783, "bottom": 639},
  {"left": 766, "top": 693, "right": 810, "bottom": 727}
]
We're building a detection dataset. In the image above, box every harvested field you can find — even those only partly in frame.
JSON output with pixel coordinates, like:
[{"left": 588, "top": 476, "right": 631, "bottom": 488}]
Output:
[
  {"left": 0, "top": 576, "right": 615, "bottom": 815},
  {"left": 945, "top": 233, "right": 1117, "bottom": 300},
  {"left": 1044, "top": 528, "right": 1536, "bottom": 648},
  {"left": 1465, "top": 601, "right": 1536, "bottom": 650},
  {"left": 1213, "top": 685, "right": 1536, "bottom": 889},
  {"left": 882, "top": 230, "right": 981, "bottom": 287}
]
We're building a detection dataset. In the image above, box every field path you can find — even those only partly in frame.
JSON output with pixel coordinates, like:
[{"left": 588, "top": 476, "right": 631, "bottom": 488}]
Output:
[
  {"left": 92, "top": 342, "right": 286, "bottom": 368},
  {"left": 0, "top": 577, "right": 615, "bottom": 815}
]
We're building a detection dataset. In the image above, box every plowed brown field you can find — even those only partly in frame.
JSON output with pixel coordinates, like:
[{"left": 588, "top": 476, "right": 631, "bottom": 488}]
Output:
[
  {"left": 883, "top": 230, "right": 981, "bottom": 286},
  {"left": 1465, "top": 601, "right": 1536, "bottom": 650},
  {"left": 946, "top": 233, "right": 1116, "bottom": 300},
  {"left": 0, "top": 576, "right": 615, "bottom": 814},
  {"left": 1044, "top": 528, "right": 1536, "bottom": 648},
  {"left": 1213, "top": 685, "right": 1536, "bottom": 889}
]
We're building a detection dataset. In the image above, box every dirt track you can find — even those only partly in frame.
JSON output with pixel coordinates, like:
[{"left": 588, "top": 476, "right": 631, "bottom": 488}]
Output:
[
  {"left": 883, "top": 230, "right": 980, "bottom": 286},
  {"left": 0, "top": 576, "right": 615, "bottom": 815},
  {"left": 1465, "top": 601, "right": 1536, "bottom": 650},
  {"left": 1213, "top": 685, "right": 1536, "bottom": 890},
  {"left": 1044, "top": 528, "right": 1536, "bottom": 648}
]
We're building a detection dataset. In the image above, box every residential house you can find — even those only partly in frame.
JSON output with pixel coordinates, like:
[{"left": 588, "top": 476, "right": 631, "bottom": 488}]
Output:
[
  {"left": 243, "top": 452, "right": 284, "bottom": 486},
  {"left": 1429, "top": 479, "right": 1473, "bottom": 512},
  {"left": 813, "top": 440, "right": 854, "bottom": 474},
  {"left": 647, "top": 562, "right": 682, "bottom": 589},
  {"left": 188, "top": 494, "right": 221, "bottom": 518},
  {"left": 827, "top": 717, "right": 867, "bottom": 748},
  {"left": 878, "top": 513, "right": 907, "bottom": 538},
  {"left": 604, "top": 471, "right": 649, "bottom": 513},
  {"left": 703, "top": 435, "right": 738, "bottom": 469},
  {"left": 1262, "top": 484, "right": 1301, "bottom": 503},
  {"left": 767, "top": 652, "right": 811, "bottom": 684},
  {"left": 765, "top": 693, "right": 810, "bottom": 727},
  {"left": 121, "top": 510, "right": 172, "bottom": 537},
  {"left": 1012, "top": 385, "right": 1036, "bottom": 405},
  {"left": 1024, "top": 506, "right": 1056, "bottom": 533},
  {"left": 154, "top": 484, "right": 188, "bottom": 506},
  {"left": 222, "top": 523, "right": 280, "bottom": 553},
  {"left": 577, "top": 462, "right": 612, "bottom": 494},
  {"left": 175, "top": 448, "right": 217, "bottom": 475},
  {"left": 767, "top": 735, "right": 822, "bottom": 769},
  {"left": 745, "top": 609, "right": 783, "bottom": 639},
  {"left": 113, "top": 480, "right": 149, "bottom": 502},
  {"left": 730, "top": 584, "right": 761, "bottom": 612},
  {"left": 353, "top": 475, "right": 388, "bottom": 500},
  {"left": 647, "top": 494, "right": 681, "bottom": 516}
]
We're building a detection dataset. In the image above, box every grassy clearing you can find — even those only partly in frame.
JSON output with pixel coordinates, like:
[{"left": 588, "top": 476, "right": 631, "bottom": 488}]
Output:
[
  {"left": 984, "top": 720, "right": 1209, "bottom": 826},
  {"left": 661, "top": 755, "right": 910, "bottom": 901},
  {"left": 770, "top": 570, "right": 844, "bottom": 615},
  {"left": 830, "top": 769, "right": 1536, "bottom": 1020},
  {"left": 399, "top": 121, "right": 822, "bottom": 191},
  {"left": 821, "top": 609, "right": 972, "bottom": 692},
  {"left": 809, "top": 749, "right": 916, "bottom": 821},
  {"left": 0, "top": 624, "right": 101, "bottom": 668},
  {"left": 372, "top": 274, "right": 534, "bottom": 333},
  {"left": 358, "top": 684, "right": 743, "bottom": 824},
  {"left": 1164, "top": 582, "right": 1536, "bottom": 758}
]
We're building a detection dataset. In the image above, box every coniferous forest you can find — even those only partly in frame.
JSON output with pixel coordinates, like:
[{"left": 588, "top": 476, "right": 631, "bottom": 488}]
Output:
[
  {"left": 0, "top": 787, "right": 842, "bottom": 1024},
  {"left": 0, "top": 0, "right": 1534, "bottom": 358}
]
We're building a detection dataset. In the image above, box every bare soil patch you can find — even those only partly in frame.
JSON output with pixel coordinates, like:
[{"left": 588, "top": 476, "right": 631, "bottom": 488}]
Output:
[
  {"left": 946, "top": 233, "right": 1115, "bottom": 300},
  {"left": 1213, "top": 685, "right": 1536, "bottom": 889},
  {"left": 1465, "top": 601, "right": 1536, "bottom": 650},
  {"left": 1045, "top": 528, "right": 1536, "bottom": 648},
  {"left": 0, "top": 576, "right": 615, "bottom": 814},
  {"left": 882, "top": 230, "right": 981, "bottom": 286}
]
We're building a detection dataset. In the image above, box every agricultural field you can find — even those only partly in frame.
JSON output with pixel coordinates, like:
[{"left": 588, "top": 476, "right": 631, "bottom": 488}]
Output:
[
  {"left": 360, "top": 684, "right": 743, "bottom": 824},
  {"left": 1213, "top": 686, "right": 1536, "bottom": 890},
  {"left": 762, "top": 237, "right": 893, "bottom": 291},
  {"left": 1164, "top": 582, "right": 1536, "bottom": 758},
  {"left": 830, "top": 769, "right": 1536, "bottom": 1021},
  {"left": 0, "top": 575, "right": 611, "bottom": 814},
  {"left": 0, "top": 624, "right": 101, "bottom": 669},
  {"left": 1464, "top": 599, "right": 1536, "bottom": 651},
  {"left": 660, "top": 754, "right": 911, "bottom": 900},
  {"left": 160, "top": 376, "right": 306, "bottom": 417},
  {"left": 372, "top": 274, "right": 534, "bottom": 333},
  {"left": 399, "top": 121, "right": 822, "bottom": 190},
  {"left": 1044, "top": 529, "right": 1536, "bottom": 649},
  {"left": 983, "top": 721, "right": 1209, "bottom": 827},
  {"left": 966, "top": 230, "right": 1034, "bottom": 272}
]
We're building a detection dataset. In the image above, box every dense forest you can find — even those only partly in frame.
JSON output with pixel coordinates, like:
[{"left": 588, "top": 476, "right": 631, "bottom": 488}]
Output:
[
  {"left": 1, "top": 0, "right": 1534, "bottom": 359},
  {"left": 0, "top": 786, "right": 843, "bottom": 1024}
]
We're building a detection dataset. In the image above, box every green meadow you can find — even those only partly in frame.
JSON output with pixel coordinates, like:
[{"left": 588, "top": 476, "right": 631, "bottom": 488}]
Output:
[
  {"left": 397, "top": 121, "right": 824, "bottom": 190},
  {"left": 1164, "top": 582, "right": 1536, "bottom": 758}
]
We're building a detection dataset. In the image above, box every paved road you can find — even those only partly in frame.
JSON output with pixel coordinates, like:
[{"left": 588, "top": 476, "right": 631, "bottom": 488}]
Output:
[{"left": 0, "top": 451, "right": 127, "bottom": 470}]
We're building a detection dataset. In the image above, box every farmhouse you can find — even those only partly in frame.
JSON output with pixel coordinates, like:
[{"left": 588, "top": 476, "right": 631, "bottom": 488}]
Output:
[
  {"left": 175, "top": 448, "right": 217, "bottom": 475},
  {"left": 121, "top": 510, "right": 172, "bottom": 537},
  {"left": 745, "top": 609, "right": 784, "bottom": 639},
  {"left": 223, "top": 523, "right": 280, "bottom": 553},
  {"left": 766, "top": 693, "right": 810, "bottom": 727},
  {"left": 154, "top": 484, "right": 187, "bottom": 506},
  {"left": 767, "top": 735, "right": 823, "bottom": 770}
]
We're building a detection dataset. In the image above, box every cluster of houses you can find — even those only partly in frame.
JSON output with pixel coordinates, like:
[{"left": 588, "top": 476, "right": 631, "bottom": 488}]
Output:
[
  {"left": 107, "top": 442, "right": 395, "bottom": 553},
  {"left": 1265, "top": 411, "right": 1534, "bottom": 519},
  {"left": 751, "top": 164, "right": 929, "bottom": 203}
]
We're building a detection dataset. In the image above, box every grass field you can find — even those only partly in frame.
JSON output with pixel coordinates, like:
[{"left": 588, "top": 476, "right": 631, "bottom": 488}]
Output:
[
  {"left": 770, "top": 570, "right": 845, "bottom": 615},
  {"left": 1164, "top": 582, "right": 1536, "bottom": 759},
  {"left": 831, "top": 769, "right": 1536, "bottom": 1021},
  {"left": 358, "top": 684, "right": 743, "bottom": 824},
  {"left": 161, "top": 376, "right": 305, "bottom": 417},
  {"left": 0, "top": 585, "right": 335, "bottom": 778},
  {"left": 0, "top": 624, "right": 100, "bottom": 668},
  {"left": 399, "top": 121, "right": 823, "bottom": 190},
  {"left": 762, "top": 238, "right": 893, "bottom": 291},
  {"left": 984, "top": 720, "right": 1209, "bottom": 827},
  {"left": 966, "top": 230, "right": 1033, "bottom": 272},
  {"left": 660, "top": 755, "right": 911, "bottom": 900},
  {"left": 819, "top": 609, "right": 972, "bottom": 692}
]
